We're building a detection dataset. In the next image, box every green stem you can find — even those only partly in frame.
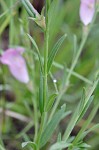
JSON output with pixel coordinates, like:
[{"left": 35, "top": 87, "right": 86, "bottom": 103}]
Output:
[
  {"left": 43, "top": 0, "right": 49, "bottom": 109},
  {"left": 36, "top": 1, "right": 49, "bottom": 149},
  {"left": 43, "top": 27, "right": 49, "bottom": 109},
  {"left": 49, "top": 10, "right": 97, "bottom": 121}
]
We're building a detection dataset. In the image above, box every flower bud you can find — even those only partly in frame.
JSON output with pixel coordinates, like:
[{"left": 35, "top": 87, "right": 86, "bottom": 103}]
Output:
[{"left": 80, "top": 0, "right": 95, "bottom": 25}]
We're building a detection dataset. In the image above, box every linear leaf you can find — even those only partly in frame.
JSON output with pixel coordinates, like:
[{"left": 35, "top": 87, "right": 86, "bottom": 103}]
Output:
[
  {"left": 47, "top": 34, "right": 67, "bottom": 73},
  {"left": 77, "top": 95, "right": 94, "bottom": 123},
  {"left": 63, "top": 102, "right": 81, "bottom": 141},
  {"left": 63, "top": 88, "right": 87, "bottom": 141},
  {"left": 27, "top": 34, "right": 43, "bottom": 73},
  {"left": 46, "top": 93, "right": 57, "bottom": 111},
  {"left": 21, "top": 0, "right": 38, "bottom": 18},
  {"left": 21, "top": 0, "right": 34, "bottom": 17},
  {"left": 40, "top": 104, "right": 66, "bottom": 147}
]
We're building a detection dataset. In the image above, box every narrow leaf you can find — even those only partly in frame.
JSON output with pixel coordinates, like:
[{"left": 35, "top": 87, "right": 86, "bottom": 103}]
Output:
[
  {"left": 40, "top": 104, "right": 66, "bottom": 147},
  {"left": 78, "top": 88, "right": 86, "bottom": 115},
  {"left": 63, "top": 102, "right": 81, "bottom": 141},
  {"left": 47, "top": 34, "right": 67, "bottom": 73},
  {"left": 21, "top": 0, "right": 34, "bottom": 17},
  {"left": 46, "top": 93, "right": 57, "bottom": 111},
  {"left": 77, "top": 95, "right": 94, "bottom": 122},
  {"left": 21, "top": 0, "right": 38, "bottom": 18},
  {"left": 27, "top": 34, "right": 43, "bottom": 73}
]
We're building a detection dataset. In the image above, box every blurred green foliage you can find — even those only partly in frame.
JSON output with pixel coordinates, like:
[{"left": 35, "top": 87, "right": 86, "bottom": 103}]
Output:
[{"left": 0, "top": 0, "right": 99, "bottom": 149}]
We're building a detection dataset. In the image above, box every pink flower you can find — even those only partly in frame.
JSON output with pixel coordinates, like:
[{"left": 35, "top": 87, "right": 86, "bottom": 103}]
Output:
[
  {"left": 0, "top": 47, "right": 29, "bottom": 83},
  {"left": 80, "top": 0, "right": 95, "bottom": 25}
]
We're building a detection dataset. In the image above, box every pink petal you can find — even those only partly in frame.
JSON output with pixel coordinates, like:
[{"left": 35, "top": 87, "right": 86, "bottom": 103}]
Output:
[
  {"left": 0, "top": 49, "right": 19, "bottom": 65},
  {"left": 0, "top": 48, "right": 29, "bottom": 83},
  {"left": 80, "top": 0, "right": 95, "bottom": 25},
  {"left": 9, "top": 55, "right": 29, "bottom": 83},
  {"left": 0, "top": 47, "right": 25, "bottom": 65}
]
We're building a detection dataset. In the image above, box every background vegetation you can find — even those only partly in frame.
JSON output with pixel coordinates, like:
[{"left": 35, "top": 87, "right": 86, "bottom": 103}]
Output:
[{"left": 0, "top": 0, "right": 99, "bottom": 149}]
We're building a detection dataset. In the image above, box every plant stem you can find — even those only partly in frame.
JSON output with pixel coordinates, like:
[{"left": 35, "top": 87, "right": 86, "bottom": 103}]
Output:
[
  {"left": 36, "top": 1, "right": 49, "bottom": 149},
  {"left": 49, "top": 10, "right": 97, "bottom": 121},
  {"left": 43, "top": 29, "right": 49, "bottom": 109},
  {"left": 43, "top": 1, "right": 49, "bottom": 109}
]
